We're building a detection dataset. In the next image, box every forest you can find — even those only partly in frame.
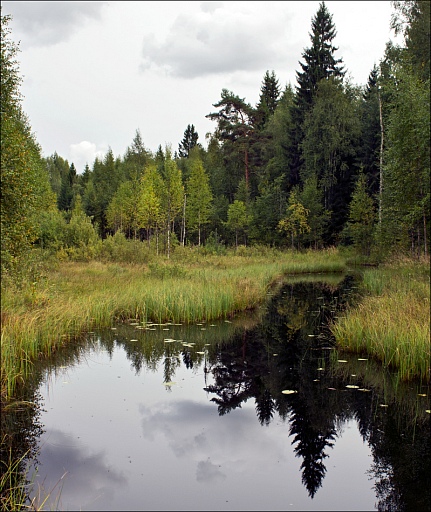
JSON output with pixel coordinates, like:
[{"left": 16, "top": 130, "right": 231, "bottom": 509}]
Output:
[{"left": 1, "top": 1, "right": 430, "bottom": 277}]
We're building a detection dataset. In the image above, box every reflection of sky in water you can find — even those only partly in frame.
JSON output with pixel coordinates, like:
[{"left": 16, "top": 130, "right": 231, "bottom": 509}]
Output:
[{"left": 29, "top": 342, "right": 376, "bottom": 511}]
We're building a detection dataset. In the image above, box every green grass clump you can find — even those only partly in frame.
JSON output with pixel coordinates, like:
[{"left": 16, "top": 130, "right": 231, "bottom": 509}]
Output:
[{"left": 331, "top": 257, "right": 430, "bottom": 382}]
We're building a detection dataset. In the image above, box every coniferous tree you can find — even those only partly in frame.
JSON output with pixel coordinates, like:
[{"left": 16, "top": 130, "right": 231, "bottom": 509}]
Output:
[
  {"left": 178, "top": 124, "right": 199, "bottom": 158},
  {"left": 206, "top": 89, "right": 256, "bottom": 193},
  {"left": 359, "top": 65, "right": 382, "bottom": 199},
  {"left": 255, "top": 70, "right": 281, "bottom": 130},
  {"left": 289, "top": 1, "right": 345, "bottom": 188},
  {"left": 123, "top": 129, "right": 151, "bottom": 181}
]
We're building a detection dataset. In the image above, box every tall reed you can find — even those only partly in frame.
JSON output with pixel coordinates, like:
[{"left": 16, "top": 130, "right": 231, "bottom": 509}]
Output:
[{"left": 331, "top": 258, "right": 430, "bottom": 382}]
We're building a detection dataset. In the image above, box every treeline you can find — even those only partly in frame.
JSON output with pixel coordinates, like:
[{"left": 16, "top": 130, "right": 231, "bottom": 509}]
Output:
[{"left": 1, "top": 1, "right": 429, "bottom": 275}]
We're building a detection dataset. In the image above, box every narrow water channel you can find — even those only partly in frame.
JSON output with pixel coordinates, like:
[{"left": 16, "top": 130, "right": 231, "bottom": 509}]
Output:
[{"left": 2, "top": 274, "right": 430, "bottom": 511}]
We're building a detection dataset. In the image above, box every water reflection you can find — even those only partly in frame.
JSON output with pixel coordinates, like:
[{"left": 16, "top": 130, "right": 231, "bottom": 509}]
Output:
[{"left": 1, "top": 274, "right": 430, "bottom": 511}]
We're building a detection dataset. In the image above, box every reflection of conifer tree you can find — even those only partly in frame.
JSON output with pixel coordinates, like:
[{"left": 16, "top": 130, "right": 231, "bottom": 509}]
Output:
[
  {"left": 289, "top": 397, "right": 336, "bottom": 498},
  {"left": 182, "top": 349, "right": 193, "bottom": 369},
  {"left": 255, "top": 388, "right": 275, "bottom": 426},
  {"left": 205, "top": 361, "right": 253, "bottom": 416}
]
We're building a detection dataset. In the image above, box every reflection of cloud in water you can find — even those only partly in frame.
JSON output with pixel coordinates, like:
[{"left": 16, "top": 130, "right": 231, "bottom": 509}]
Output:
[
  {"left": 196, "top": 458, "right": 226, "bottom": 483},
  {"left": 29, "top": 429, "right": 126, "bottom": 511},
  {"left": 139, "top": 399, "right": 285, "bottom": 483}
]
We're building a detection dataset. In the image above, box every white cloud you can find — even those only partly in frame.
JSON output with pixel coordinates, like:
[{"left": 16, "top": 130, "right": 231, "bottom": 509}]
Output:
[
  {"left": 69, "top": 141, "right": 107, "bottom": 174},
  {"left": 140, "top": 2, "right": 293, "bottom": 78},
  {"left": 2, "top": 1, "right": 108, "bottom": 48}
]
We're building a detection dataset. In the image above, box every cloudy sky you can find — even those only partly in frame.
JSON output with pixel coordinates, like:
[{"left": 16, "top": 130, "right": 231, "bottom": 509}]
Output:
[{"left": 2, "top": 1, "right": 401, "bottom": 173}]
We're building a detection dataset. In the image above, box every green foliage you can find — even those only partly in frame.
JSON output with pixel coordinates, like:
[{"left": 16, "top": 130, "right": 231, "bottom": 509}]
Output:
[
  {"left": 185, "top": 151, "right": 213, "bottom": 245},
  {"left": 381, "top": 63, "right": 430, "bottom": 256},
  {"left": 226, "top": 200, "right": 250, "bottom": 248},
  {"left": 178, "top": 124, "right": 199, "bottom": 158},
  {"left": 278, "top": 189, "right": 311, "bottom": 249},
  {"left": 299, "top": 175, "right": 330, "bottom": 248},
  {"left": 138, "top": 163, "right": 163, "bottom": 245},
  {"left": 343, "top": 172, "right": 376, "bottom": 255},
  {"left": 301, "top": 77, "right": 361, "bottom": 240},
  {"left": 255, "top": 70, "right": 281, "bottom": 130},
  {"left": 1, "top": 13, "right": 55, "bottom": 277}
]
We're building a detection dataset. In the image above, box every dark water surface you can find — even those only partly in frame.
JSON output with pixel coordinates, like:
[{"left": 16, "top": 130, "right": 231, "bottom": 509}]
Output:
[{"left": 3, "top": 274, "right": 430, "bottom": 511}]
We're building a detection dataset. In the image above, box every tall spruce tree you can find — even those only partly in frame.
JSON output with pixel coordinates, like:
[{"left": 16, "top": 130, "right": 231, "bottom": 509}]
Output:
[
  {"left": 359, "top": 65, "right": 382, "bottom": 199},
  {"left": 255, "top": 70, "right": 281, "bottom": 130},
  {"left": 289, "top": 1, "right": 345, "bottom": 188},
  {"left": 178, "top": 124, "right": 199, "bottom": 158}
]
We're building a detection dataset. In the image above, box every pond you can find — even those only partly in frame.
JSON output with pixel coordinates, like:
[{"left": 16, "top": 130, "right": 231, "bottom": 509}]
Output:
[{"left": 2, "top": 273, "right": 430, "bottom": 511}]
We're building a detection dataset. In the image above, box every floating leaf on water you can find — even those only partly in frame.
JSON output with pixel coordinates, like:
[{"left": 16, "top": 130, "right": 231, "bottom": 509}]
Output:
[
  {"left": 346, "top": 385, "right": 360, "bottom": 389},
  {"left": 281, "top": 390, "right": 297, "bottom": 395},
  {"left": 224, "top": 320, "right": 232, "bottom": 323},
  {"left": 317, "top": 367, "right": 324, "bottom": 371},
  {"left": 327, "top": 387, "right": 337, "bottom": 391},
  {"left": 418, "top": 393, "right": 427, "bottom": 397},
  {"left": 273, "top": 353, "right": 278, "bottom": 356},
  {"left": 358, "top": 358, "right": 368, "bottom": 361},
  {"left": 130, "top": 339, "right": 138, "bottom": 342},
  {"left": 162, "top": 328, "right": 169, "bottom": 331},
  {"left": 196, "top": 351, "right": 205, "bottom": 355},
  {"left": 111, "top": 328, "right": 117, "bottom": 330},
  {"left": 210, "top": 324, "right": 216, "bottom": 327},
  {"left": 358, "top": 388, "right": 371, "bottom": 392},
  {"left": 164, "top": 339, "right": 175, "bottom": 343},
  {"left": 308, "top": 334, "right": 316, "bottom": 337},
  {"left": 163, "top": 382, "right": 176, "bottom": 386},
  {"left": 379, "top": 404, "right": 388, "bottom": 407},
  {"left": 337, "top": 360, "right": 348, "bottom": 363},
  {"left": 204, "top": 344, "right": 211, "bottom": 346},
  {"left": 196, "top": 323, "right": 203, "bottom": 326},
  {"left": 313, "top": 379, "right": 320, "bottom": 382}
]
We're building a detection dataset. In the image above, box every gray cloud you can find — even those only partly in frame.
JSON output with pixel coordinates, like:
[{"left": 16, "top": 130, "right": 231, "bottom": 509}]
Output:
[
  {"left": 2, "top": 1, "right": 107, "bottom": 47},
  {"left": 140, "top": 3, "right": 292, "bottom": 78},
  {"left": 27, "top": 429, "right": 126, "bottom": 511},
  {"left": 196, "top": 457, "right": 227, "bottom": 483}
]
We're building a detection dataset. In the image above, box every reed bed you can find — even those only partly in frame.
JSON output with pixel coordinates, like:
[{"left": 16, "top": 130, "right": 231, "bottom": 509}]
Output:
[
  {"left": 1, "top": 247, "right": 347, "bottom": 400},
  {"left": 331, "top": 258, "right": 430, "bottom": 382}
]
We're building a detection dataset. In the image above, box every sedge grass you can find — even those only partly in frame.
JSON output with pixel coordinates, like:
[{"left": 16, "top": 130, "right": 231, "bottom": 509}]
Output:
[
  {"left": 1, "top": 247, "right": 347, "bottom": 401},
  {"left": 331, "top": 257, "right": 430, "bottom": 382}
]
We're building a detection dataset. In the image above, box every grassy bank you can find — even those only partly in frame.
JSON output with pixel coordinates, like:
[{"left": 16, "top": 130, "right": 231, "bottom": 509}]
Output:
[
  {"left": 331, "top": 256, "right": 430, "bottom": 382},
  {"left": 1, "top": 246, "right": 346, "bottom": 401}
]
